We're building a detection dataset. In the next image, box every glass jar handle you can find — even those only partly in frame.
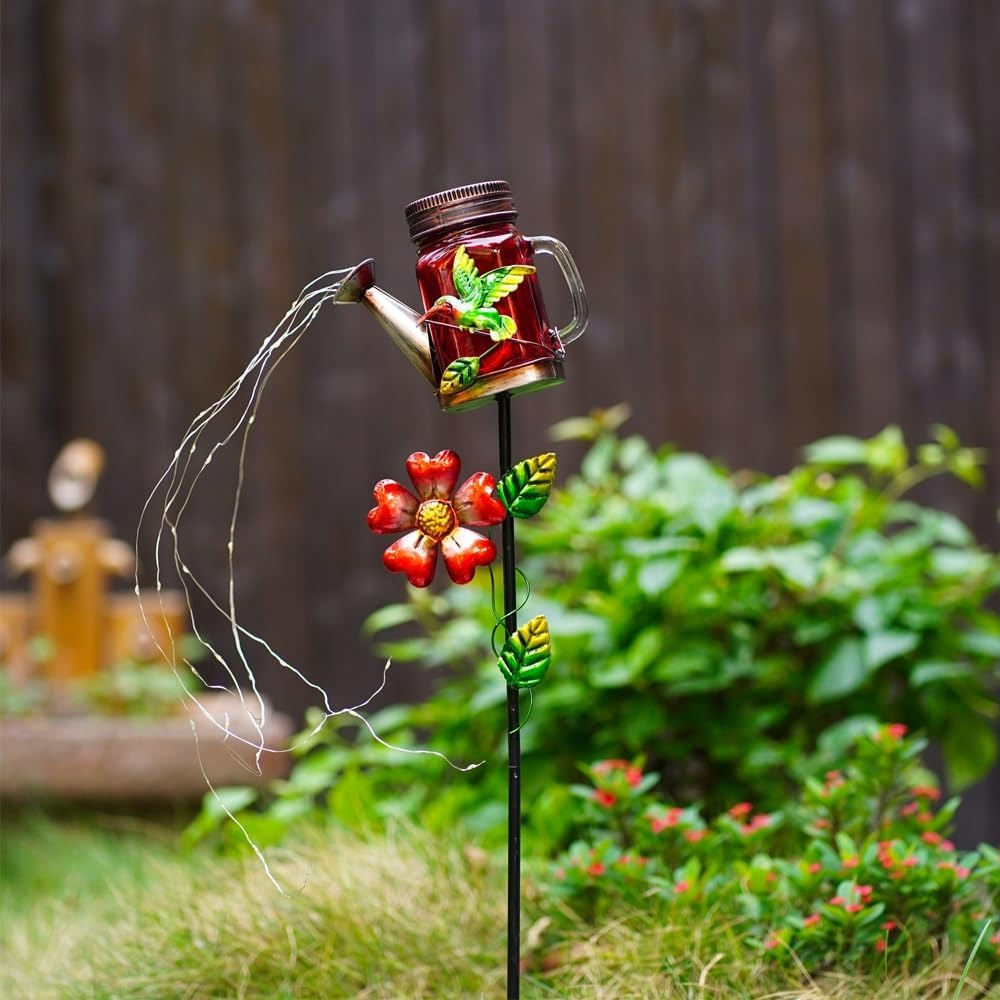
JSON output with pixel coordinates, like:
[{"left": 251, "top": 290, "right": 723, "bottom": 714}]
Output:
[{"left": 528, "top": 235, "right": 589, "bottom": 346}]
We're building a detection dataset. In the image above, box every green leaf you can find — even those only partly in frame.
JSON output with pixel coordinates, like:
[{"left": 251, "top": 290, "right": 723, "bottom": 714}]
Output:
[
  {"left": 807, "top": 639, "right": 867, "bottom": 702},
  {"left": 931, "top": 423, "right": 960, "bottom": 451},
  {"left": 497, "top": 615, "right": 552, "bottom": 689},
  {"left": 816, "top": 715, "right": 880, "bottom": 757},
  {"left": 720, "top": 547, "right": 767, "bottom": 573},
  {"left": 362, "top": 603, "right": 416, "bottom": 635},
  {"left": 439, "top": 355, "right": 480, "bottom": 395},
  {"left": 660, "top": 454, "right": 736, "bottom": 534},
  {"left": 952, "top": 448, "right": 985, "bottom": 487},
  {"left": 959, "top": 630, "right": 1000, "bottom": 658},
  {"left": 497, "top": 453, "right": 557, "bottom": 518},
  {"left": 788, "top": 498, "right": 842, "bottom": 527},
  {"left": 720, "top": 544, "right": 823, "bottom": 589},
  {"left": 852, "top": 595, "right": 900, "bottom": 633},
  {"left": 865, "top": 425, "right": 908, "bottom": 474},
  {"left": 929, "top": 548, "right": 991, "bottom": 578},
  {"left": 942, "top": 714, "right": 998, "bottom": 789},
  {"left": 863, "top": 630, "right": 920, "bottom": 671},
  {"left": 805, "top": 435, "right": 868, "bottom": 465},
  {"left": 912, "top": 661, "right": 974, "bottom": 686},
  {"left": 768, "top": 545, "right": 824, "bottom": 589},
  {"left": 182, "top": 786, "right": 259, "bottom": 848},
  {"left": 637, "top": 557, "right": 684, "bottom": 596}
]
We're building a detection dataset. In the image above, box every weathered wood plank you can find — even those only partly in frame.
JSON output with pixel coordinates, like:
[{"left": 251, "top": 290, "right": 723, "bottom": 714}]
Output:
[
  {"left": 822, "top": 0, "right": 902, "bottom": 436},
  {"left": 701, "top": 0, "right": 775, "bottom": 470},
  {"left": 768, "top": 0, "right": 837, "bottom": 453},
  {"left": 0, "top": 0, "right": 52, "bottom": 545}
]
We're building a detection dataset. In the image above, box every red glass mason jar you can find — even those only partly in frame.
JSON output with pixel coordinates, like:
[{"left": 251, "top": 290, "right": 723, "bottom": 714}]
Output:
[{"left": 405, "top": 180, "right": 588, "bottom": 412}]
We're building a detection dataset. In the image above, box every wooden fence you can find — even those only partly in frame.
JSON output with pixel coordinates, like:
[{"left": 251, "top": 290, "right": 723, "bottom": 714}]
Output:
[{"left": 2, "top": 0, "right": 998, "bottom": 835}]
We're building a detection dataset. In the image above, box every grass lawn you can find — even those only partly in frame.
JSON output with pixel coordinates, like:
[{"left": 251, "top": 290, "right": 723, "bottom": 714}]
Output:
[{"left": 1, "top": 812, "right": 993, "bottom": 999}]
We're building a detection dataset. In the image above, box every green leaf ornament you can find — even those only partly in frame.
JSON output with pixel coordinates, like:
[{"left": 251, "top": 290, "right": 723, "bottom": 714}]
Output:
[
  {"left": 439, "top": 355, "right": 481, "bottom": 395},
  {"left": 497, "top": 452, "right": 557, "bottom": 518},
  {"left": 497, "top": 615, "right": 552, "bottom": 689}
]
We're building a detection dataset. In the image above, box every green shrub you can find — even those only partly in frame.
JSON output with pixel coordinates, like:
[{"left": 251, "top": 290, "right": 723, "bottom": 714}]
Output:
[
  {"left": 361, "top": 421, "right": 998, "bottom": 806},
  {"left": 196, "top": 419, "right": 998, "bottom": 849},
  {"left": 542, "top": 725, "right": 1000, "bottom": 974}
]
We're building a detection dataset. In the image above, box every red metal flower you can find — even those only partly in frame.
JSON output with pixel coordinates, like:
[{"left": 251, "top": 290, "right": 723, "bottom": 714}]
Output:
[{"left": 367, "top": 450, "right": 507, "bottom": 587}]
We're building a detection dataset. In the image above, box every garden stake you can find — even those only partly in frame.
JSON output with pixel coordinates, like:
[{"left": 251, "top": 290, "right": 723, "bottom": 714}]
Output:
[{"left": 498, "top": 391, "right": 522, "bottom": 997}]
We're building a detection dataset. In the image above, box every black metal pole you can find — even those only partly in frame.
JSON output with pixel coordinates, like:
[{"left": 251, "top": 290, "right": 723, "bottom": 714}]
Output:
[{"left": 498, "top": 392, "right": 521, "bottom": 999}]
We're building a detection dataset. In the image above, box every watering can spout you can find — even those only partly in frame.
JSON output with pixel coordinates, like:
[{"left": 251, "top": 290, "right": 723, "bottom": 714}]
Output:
[{"left": 334, "top": 259, "right": 436, "bottom": 386}]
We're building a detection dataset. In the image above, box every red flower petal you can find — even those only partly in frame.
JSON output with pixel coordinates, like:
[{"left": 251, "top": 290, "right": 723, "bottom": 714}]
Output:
[
  {"left": 452, "top": 472, "right": 507, "bottom": 527},
  {"left": 440, "top": 526, "right": 497, "bottom": 584},
  {"left": 406, "top": 450, "right": 461, "bottom": 501},
  {"left": 367, "top": 479, "right": 419, "bottom": 534},
  {"left": 382, "top": 530, "right": 438, "bottom": 588}
]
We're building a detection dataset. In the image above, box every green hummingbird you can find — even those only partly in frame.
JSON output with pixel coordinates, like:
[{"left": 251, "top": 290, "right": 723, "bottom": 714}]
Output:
[{"left": 417, "top": 245, "right": 535, "bottom": 341}]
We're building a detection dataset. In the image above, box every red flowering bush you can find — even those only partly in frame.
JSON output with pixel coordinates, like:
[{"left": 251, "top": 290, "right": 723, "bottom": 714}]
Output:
[{"left": 544, "top": 726, "right": 1000, "bottom": 971}]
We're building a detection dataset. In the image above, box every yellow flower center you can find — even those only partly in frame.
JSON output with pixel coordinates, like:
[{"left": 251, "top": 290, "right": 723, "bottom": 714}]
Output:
[{"left": 416, "top": 499, "right": 456, "bottom": 541}]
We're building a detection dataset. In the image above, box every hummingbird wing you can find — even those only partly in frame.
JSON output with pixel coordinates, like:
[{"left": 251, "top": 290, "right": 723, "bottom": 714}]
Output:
[
  {"left": 452, "top": 246, "right": 482, "bottom": 306},
  {"left": 478, "top": 265, "right": 536, "bottom": 308}
]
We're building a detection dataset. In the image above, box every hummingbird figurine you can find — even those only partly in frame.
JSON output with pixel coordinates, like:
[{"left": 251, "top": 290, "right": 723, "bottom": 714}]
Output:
[{"left": 418, "top": 246, "right": 535, "bottom": 341}]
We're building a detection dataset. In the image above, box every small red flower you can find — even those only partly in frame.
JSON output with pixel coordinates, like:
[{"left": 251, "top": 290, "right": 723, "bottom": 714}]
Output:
[
  {"left": 684, "top": 829, "right": 707, "bottom": 843},
  {"left": 885, "top": 723, "right": 908, "bottom": 740},
  {"left": 916, "top": 811, "right": 934, "bottom": 824},
  {"left": 845, "top": 903, "right": 863, "bottom": 913},
  {"left": 901, "top": 856, "right": 919, "bottom": 868},
  {"left": 674, "top": 880, "right": 690, "bottom": 894},
  {"left": 368, "top": 450, "right": 506, "bottom": 587},
  {"left": 729, "top": 802, "right": 753, "bottom": 819},
  {"left": 830, "top": 896, "right": 846, "bottom": 906},
  {"left": 900, "top": 802, "right": 919, "bottom": 817},
  {"left": 881, "top": 920, "right": 897, "bottom": 931},
  {"left": 586, "top": 861, "right": 606, "bottom": 877},
  {"left": 813, "top": 818, "right": 830, "bottom": 829},
  {"left": 593, "top": 789, "right": 617, "bottom": 809},
  {"left": 763, "top": 936, "right": 781, "bottom": 950},
  {"left": 955, "top": 866, "right": 971, "bottom": 879},
  {"left": 842, "top": 856, "right": 859, "bottom": 869},
  {"left": 940, "top": 839, "right": 955, "bottom": 852},
  {"left": 922, "top": 831, "right": 942, "bottom": 846},
  {"left": 593, "top": 758, "right": 630, "bottom": 775},
  {"left": 807, "top": 862, "right": 822, "bottom": 874},
  {"left": 857, "top": 885, "right": 873, "bottom": 898},
  {"left": 911, "top": 784, "right": 941, "bottom": 801},
  {"left": 625, "top": 766, "right": 643, "bottom": 788},
  {"left": 874, "top": 938, "right": 887, "bottom": 953},
  {"left": 803, "top": 913, "right": 821, "bottom": 928},
  {"left": 651, "top": 807, "right": 684, "bottom": 833}
]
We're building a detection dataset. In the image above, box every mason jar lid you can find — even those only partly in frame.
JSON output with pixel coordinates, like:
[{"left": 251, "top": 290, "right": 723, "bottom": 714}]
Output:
[{"left": 405, "top": 180, "right": 517, "bottom": 246}]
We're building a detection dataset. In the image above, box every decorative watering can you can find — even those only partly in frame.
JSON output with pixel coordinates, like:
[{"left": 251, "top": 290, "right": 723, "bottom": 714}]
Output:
[{"left": 335, "top": 180, "right": 589, "bottom": 411}]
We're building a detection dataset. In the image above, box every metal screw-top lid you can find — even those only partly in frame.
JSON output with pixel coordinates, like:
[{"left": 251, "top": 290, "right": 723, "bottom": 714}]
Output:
[{"left": 405, "top": 180, "right": 517, "bottom": 246}]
